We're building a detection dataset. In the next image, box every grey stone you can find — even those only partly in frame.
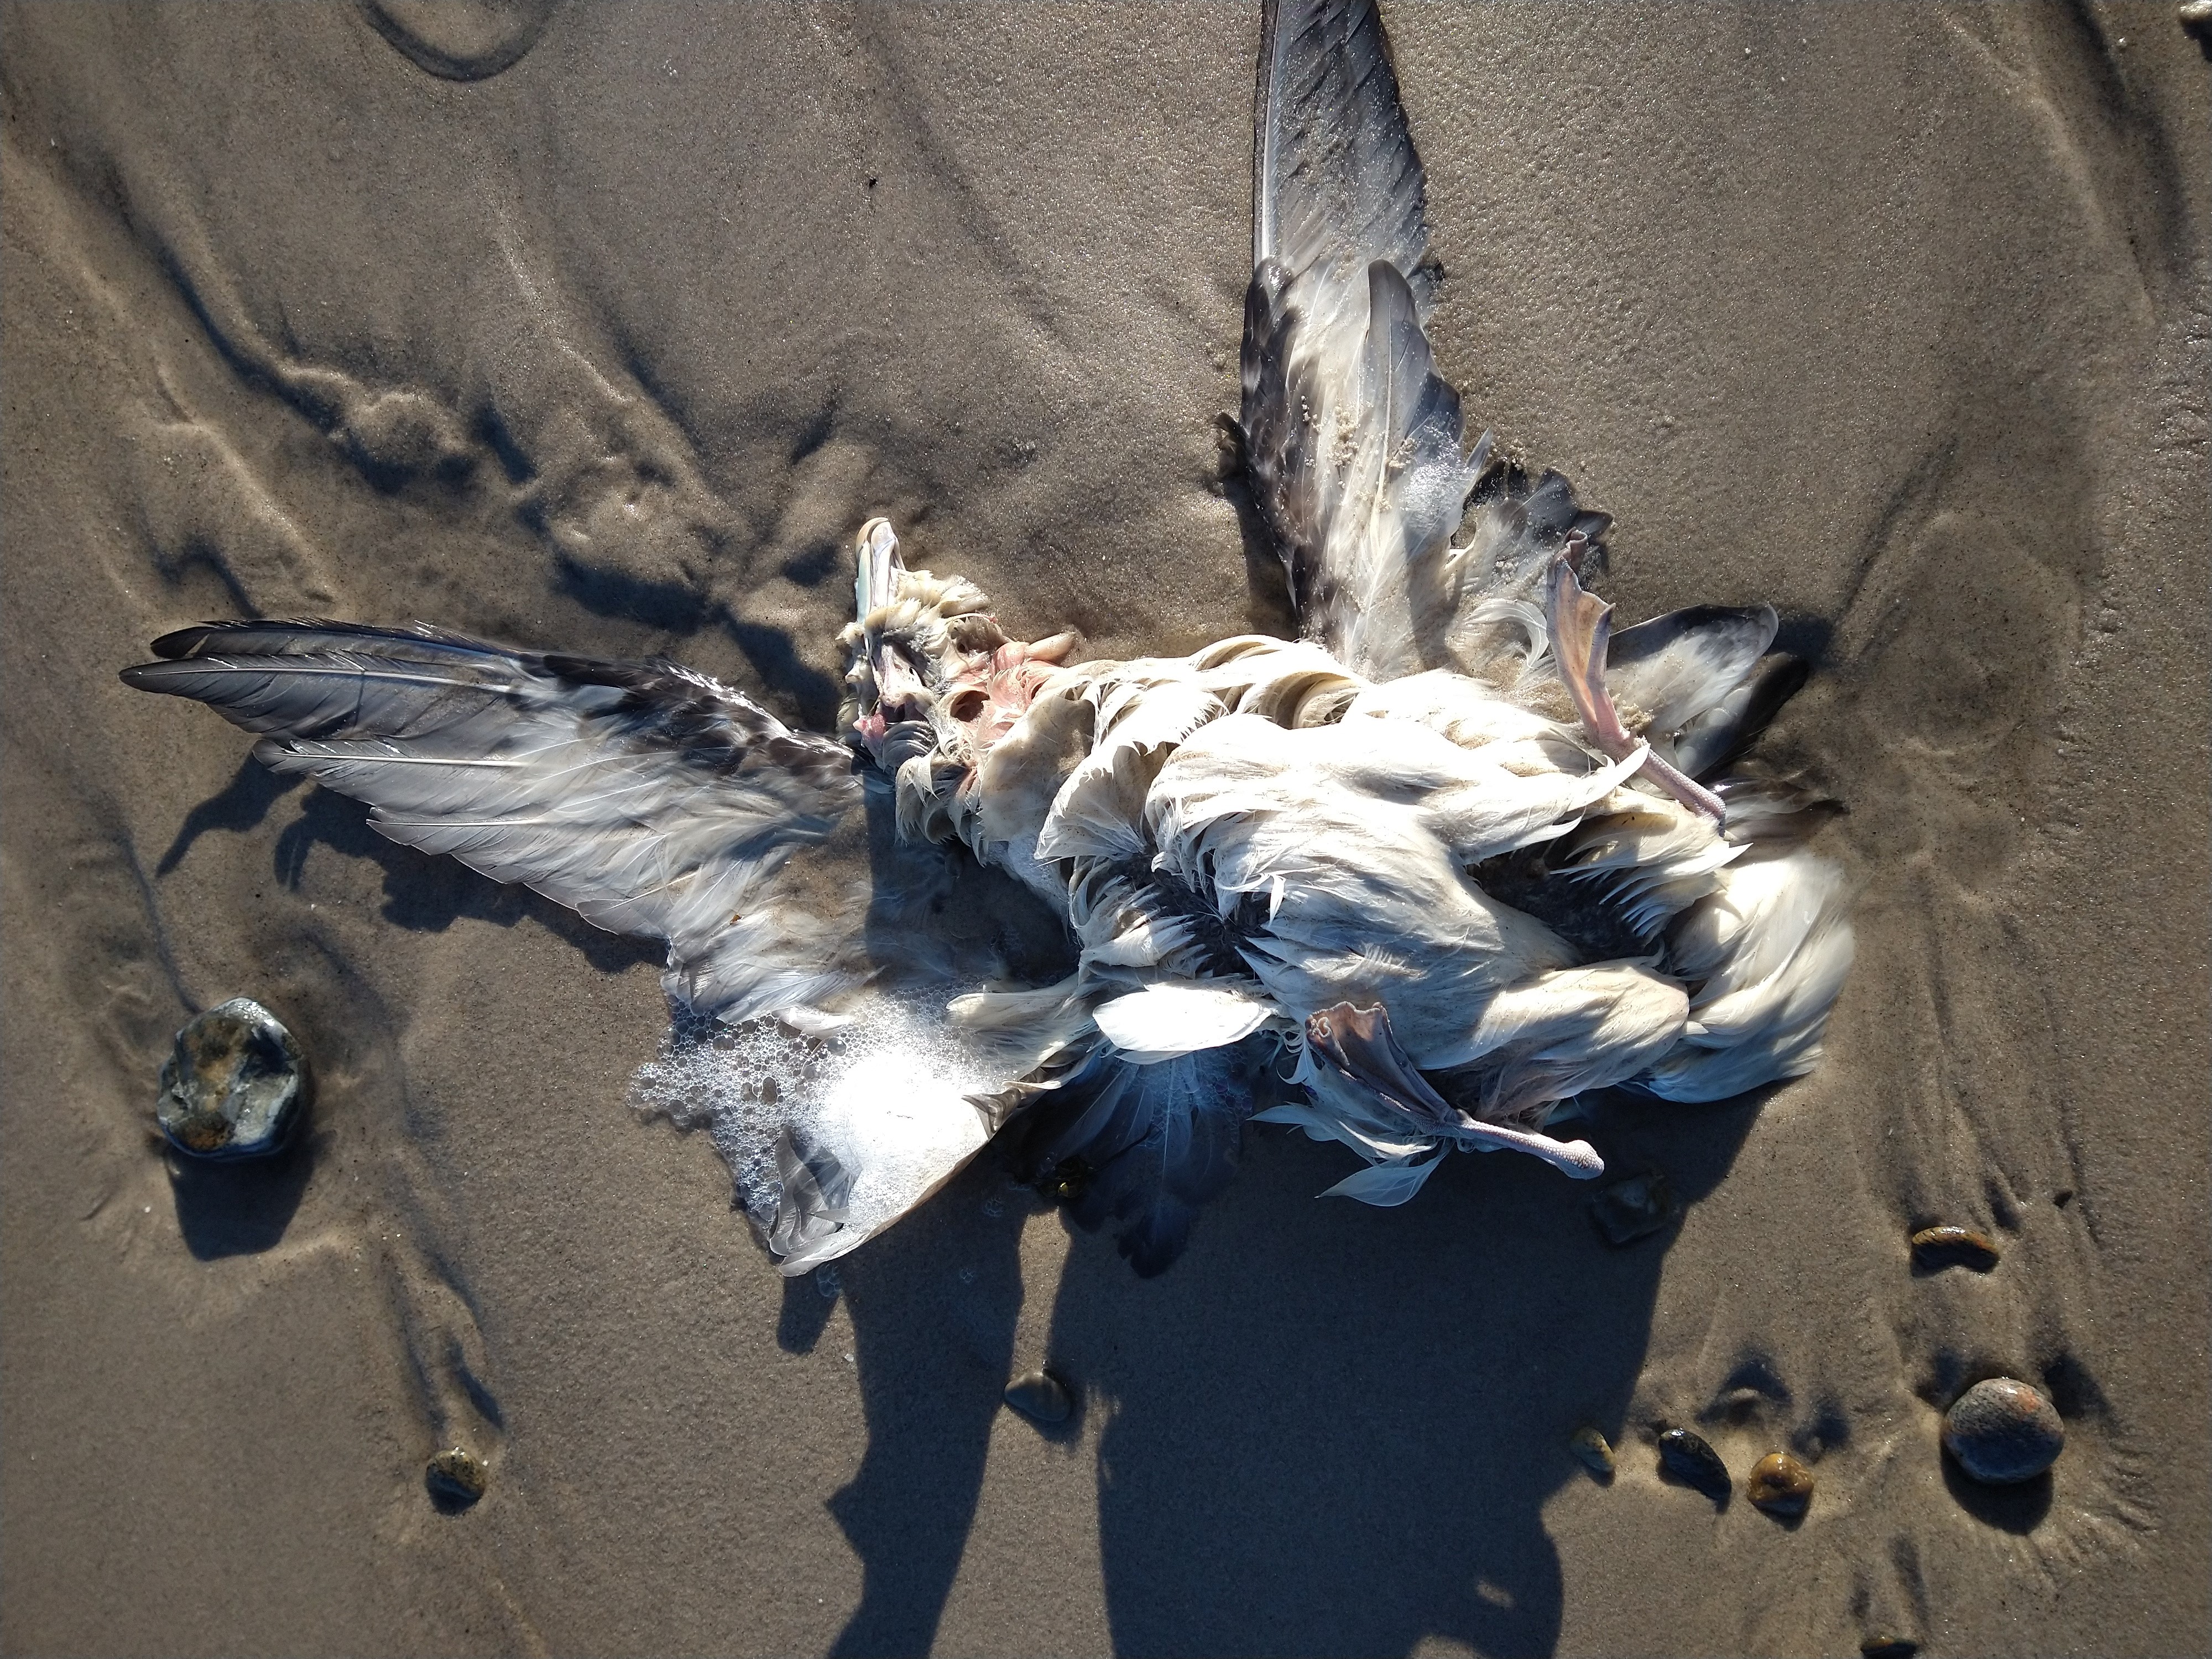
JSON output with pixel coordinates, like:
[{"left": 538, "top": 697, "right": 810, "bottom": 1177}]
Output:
[
  {"left": 155, "top": 998, "right": 305, "bottom": 1160},
  {"left": 1003, "top": 1368, "right": 1072, "bottom": 1426},
  {"left": 1657, "top": 1426, "right": 1731, "bottom": 1501},
  {"left": 1942, "top": 1377, "right": 2064, "bottom": 1483},
  {"left": 1589, "top": 1170, "right": 1677, "bottom": 1247}
]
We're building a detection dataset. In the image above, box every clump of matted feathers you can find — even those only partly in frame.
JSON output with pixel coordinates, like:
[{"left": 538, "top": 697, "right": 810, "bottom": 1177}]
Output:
[{"left": 124, "top": 0, "right": 1851, "bottom": 1277}]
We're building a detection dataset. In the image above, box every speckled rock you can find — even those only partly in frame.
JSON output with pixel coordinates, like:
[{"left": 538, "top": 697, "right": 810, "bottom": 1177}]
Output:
[
  {"left": 425, "top": 1447, "right": 487, "bottom": 1509},
  {"left": 1589, "top": 1171, "right": 1677, "bottom": 1247},
  {"left": 154, "top": 998, "right": 305, "bottom": 1160},
  {"left": 1942, "top": 1377, "right": 2064, "bottom": 1483},
  {"left": 1911, "top": 1224, "right": 2000, "bottom": 1272},
  {"left": 1746, "top": 1451, "right": 1815, "bottom": 1518},
  {"left": 1656, "top": 1427, "right": 1730, "bottom": 1501},
  {"left": 1569, "top": 1426, "right": 1615, "bottom": 1479},
  {"left": 1003, "top": 1368, "right": 1072, "bottom": 1425}
]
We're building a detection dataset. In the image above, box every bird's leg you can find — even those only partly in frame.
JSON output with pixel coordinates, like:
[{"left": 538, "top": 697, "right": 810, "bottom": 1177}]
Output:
[
  {"left": 1544, "top": 542, "right": 1726, "bottom": 822},
  {"left": 1305, "top": 1003, "right": 1605, "bottom": 1178}
]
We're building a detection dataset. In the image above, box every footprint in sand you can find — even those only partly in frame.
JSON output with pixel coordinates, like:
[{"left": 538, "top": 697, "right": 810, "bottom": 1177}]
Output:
[{"left": 356, "top": 0, "right": 564, "bottom": 84}]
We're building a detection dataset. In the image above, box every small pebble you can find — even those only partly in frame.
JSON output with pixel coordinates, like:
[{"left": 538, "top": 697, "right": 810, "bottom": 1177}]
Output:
[
  {"left": 1911, "top": 1224, "right": 2000, "bottom": 1272},
  {"left": 425, "top": 1447, "right": 487, "bottom": 1508},
  {"left": 1942, "top": 1377, "right": 2064, "bottom": 1483},
  {"left": 1746, "top": 1450, "right": 1815, "bottom": 1519},
  {"left": 1657, "top": 1427, "right": 1731, "bottom": 1501},
  {"left": 1043, "top": 1157, "right": 1091, "bottom": 1204},
  {"left": 1589, "top": 1170, "right": 1677, "bottom": 1247},
  {"left": 154, "top": 998, "right": 305, "bottom": 1160},
  {"left": 1569, "top": 1426, "right": 1615, "bottom": 1479},
  {"left": 1003, "top": 1368, "right": 1072, "bottom": 1426}
]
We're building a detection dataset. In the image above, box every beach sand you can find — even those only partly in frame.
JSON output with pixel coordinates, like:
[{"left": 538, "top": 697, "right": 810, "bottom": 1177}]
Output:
[{"left": 3, "top": 3, "right": 2206, "bottom": 1653}]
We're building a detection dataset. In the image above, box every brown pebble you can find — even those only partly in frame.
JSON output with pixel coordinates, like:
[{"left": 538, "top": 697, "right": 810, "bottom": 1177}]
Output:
[
  {"left": 1746, "top": 1450, "right": 1815, "bottom": 1519},
  {"left": 1911, "top": 1224, "right": 2000, "bottom": 1272},
  {"left": 425, "top": 1447, "right": 487, "bottom": 1508},
  {"left": 1568, "top": 1426, "right": 1615, "bottom": 1479}
]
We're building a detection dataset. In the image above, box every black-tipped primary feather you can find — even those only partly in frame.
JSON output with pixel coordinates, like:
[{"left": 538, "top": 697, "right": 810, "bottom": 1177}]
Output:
[
  {"left": 124, "top": 619, "right": 865, "bottom": 1025},
  {"left": 1604, "top": 604, "right": 1779, "bottom": 740},
  {"left": 1673, "top": 654, "right": 1811, "bottom": 781}
]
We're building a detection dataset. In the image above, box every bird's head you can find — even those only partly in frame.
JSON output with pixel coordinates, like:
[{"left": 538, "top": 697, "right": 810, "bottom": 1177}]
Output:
[{"left": 838, "top": 517, "right": 1078, "bottom": 787}]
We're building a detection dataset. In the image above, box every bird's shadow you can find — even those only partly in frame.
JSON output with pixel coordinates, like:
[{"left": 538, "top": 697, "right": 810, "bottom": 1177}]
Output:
[
  {"left": 262, "top": 781, "right": 662, "bottom": 973},
  {"left": 820, "top": 1085, "right": 1764, "bottom": 1659},
  {"left": 551, "top": 554, "right": 846, "bottom": 732}
]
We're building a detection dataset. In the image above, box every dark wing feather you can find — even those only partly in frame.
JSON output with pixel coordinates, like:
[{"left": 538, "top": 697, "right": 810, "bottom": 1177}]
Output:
[
  {"left": 1237, "top": 0, "right": 1611, "bottom": 684},
  {"left": 993, "top": 1040, "right": 1264, "bottom": 1276},
  {"left": 1672, "top": 654, "right": 1810, "bottom": 781},
  {"left": 1254, "top": 0, "right": 1430, "bottom": 286},
  {"left": 1604, "top": 604, "right": 1780, "bottom": 741},
  {"left": 124, "top": 619, "right": 867, "bottom": 1025}
]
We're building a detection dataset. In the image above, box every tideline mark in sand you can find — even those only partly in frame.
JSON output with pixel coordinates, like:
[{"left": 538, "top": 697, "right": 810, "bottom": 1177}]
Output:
[{"left": 122, "top": 0, "right": 1853, "bottom": 1279}]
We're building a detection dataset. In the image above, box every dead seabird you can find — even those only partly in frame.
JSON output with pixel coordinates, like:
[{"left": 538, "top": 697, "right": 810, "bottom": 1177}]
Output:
[{"left": 123, "top": 0, "right": 1854, "bottom": 1276}]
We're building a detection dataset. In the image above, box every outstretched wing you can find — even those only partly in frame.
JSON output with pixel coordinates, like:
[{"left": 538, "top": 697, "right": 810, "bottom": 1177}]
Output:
[
  {"left": 1237, "top": 0, "right": 1609, "bottom": 685},
  {"left": 125, "top": 616, "right": 1091, "bottom": 1276},
  {"left": 124, "top": 619, "right": 869, "bottom": 1026}
]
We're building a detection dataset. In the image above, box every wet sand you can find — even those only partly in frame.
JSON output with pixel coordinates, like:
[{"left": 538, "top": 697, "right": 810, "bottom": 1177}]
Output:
[{"left": 3, "top": 4, "right": 2206, "bottom": 1655}]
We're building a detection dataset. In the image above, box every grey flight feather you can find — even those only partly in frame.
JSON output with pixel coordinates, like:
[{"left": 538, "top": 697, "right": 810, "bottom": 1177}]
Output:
[
  {"left": 1238, "top": 0, "right": 1613, "bottom": 686},
  {"left": 122, "top": 620, "right": 867, "bottom": 1026},
  {"left": 1254, "top": 0, "right": 1431, "bottom": 286}
]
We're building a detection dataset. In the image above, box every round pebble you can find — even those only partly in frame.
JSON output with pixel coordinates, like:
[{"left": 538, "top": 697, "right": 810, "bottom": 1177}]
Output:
[
  {"left": 1042, "top": 1157, "right": 1092, "bottom": 1205},
  {"left": 1569, "top": 1426, "right": 1615, "bottom": 1479},
  {"left": 1657, "top": 1427, "right": 1731, "bottom": 1501},
  {"left": 425, "top": 1447, "right": 487, "bottom": 1508},
  {"left": 1942, "top": 1377, "right": 2063, "bottom": 1483},
  {"left": 1003, "top": 1369, "right": 1072, "bottom": 1426},
  {"left": 1589, "top": 1170, "right": 1677, "bottom": 1247},
  {"left": 155, "top": 998, "right": 306, "bottom": 1160},
  {"left": 1911, "top": 1224, "right": 2000, "bottom": 1272},
  {"left": 1746, "top": 1450, "right": 1815, "bottom": 1519}
]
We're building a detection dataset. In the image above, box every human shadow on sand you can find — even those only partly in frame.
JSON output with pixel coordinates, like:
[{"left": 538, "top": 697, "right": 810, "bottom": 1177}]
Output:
[{"left": 818, "top": 1086, "right": 1762, "bottom": 1659}]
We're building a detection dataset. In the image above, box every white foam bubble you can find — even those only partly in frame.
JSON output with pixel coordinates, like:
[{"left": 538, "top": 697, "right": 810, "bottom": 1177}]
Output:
[{"left": 633, "top": 987, "right": 1004, "bottom": 1248}]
